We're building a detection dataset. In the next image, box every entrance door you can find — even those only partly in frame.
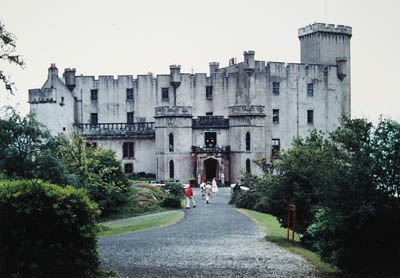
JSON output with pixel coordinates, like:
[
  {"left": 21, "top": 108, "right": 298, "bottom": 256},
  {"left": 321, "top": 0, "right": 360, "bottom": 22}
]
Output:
[{"left": 204, "top": 158, "right": 218, "bottom": 181}]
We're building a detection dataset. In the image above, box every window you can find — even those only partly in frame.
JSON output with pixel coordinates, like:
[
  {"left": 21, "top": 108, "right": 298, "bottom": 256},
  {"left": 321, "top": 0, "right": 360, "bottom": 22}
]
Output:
[
  {"left": 307, "top": 110, "right": 314, "bottom": 124},
  {"left": 126, "top": 88, "right": 134, "bottom": 101},
  {"left": 62, "top": 127, "right": 66, "bottom": 131},
  {"left": 90, "top": 113, "right": 98, "bottom": 125},
  {"left": 246, "top": 132, "right": 251, "bottom": 151},
  {"left": 127, "top": 112, "right": 134, "bottom": 124},
  {"left": 206, "top": 112, "right": 213, "bottom": 116},
  {"left": 246, "top": 159, "right": 251, "bottom": 174},
  {"left": 273, "top": 109, "right": 279, "bottom": 124},
  {"left": 123, "top": 142, "right": 134, "bottom": 159},
  {"left": 162, "top": 88, "right": 169, "bottom": 101},
  {"left": 169, "top": 160, "right": 174, "bottom": 179},
  {"left": 272, "top": 82, "right": 280, "bottom": 95},
  {"left": 124, "top": 163, "right": 133, "bottom": 174},
  {"left": 272, "top": 139, "right": 280, "bottom": 159},
  {"left": 307, "top": 83, "right": 313, "bottom": 97},
  {"left": 90, "top": 89, "right": 98, "bottom": 101},
  {"left": 61, "top": 97, "right": 64, "bottom": 102},
  {"left": 169, "top": 133, "right": 174, "bottom": 152},
  {"left": 205, "top": 132, "right": 217, "bottom": 148},
  {"left": 85, "top": 142, "right": 97, "bottom": 149},
  {"left": 206, "top": 86, "right": 213, "bottom": 100}
]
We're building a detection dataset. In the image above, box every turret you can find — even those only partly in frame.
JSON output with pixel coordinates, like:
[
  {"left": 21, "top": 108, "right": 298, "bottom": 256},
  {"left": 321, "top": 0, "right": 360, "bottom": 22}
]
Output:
[
  {"left": 209, "top": 62, "right": 219, "bottom": 75},
  {"left": 243, "top": 51, "right": 255, "bottom": 76},
  {"left": 336, "top": 57, "right": 347, "bottom": 81},
  {"left": 169, "top": 65, "right": 181, "bottom": 89},
  {"left": 63, "top": 68, "right": 76, "bottom": 91}
]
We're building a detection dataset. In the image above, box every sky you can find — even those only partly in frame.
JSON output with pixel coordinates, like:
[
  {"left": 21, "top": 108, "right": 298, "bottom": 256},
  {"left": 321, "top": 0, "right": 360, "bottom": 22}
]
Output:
[{"left": 1, "top": 0, "right": 399, "bottom": 122}]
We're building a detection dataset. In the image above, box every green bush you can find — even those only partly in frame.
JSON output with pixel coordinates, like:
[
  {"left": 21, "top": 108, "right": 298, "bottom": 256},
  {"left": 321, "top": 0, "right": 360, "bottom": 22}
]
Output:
[
  {"left": 231, "top": 190, "right": 262, "bottom": 210},
  {"left": 160, "top": 195, "right": 182, "bottom": 208},
  {"left": 165, "top": 182, "right": 185, "bottom": 196},
  {"left": 0, "top": 179, "right": 100, "bottom": 278}
]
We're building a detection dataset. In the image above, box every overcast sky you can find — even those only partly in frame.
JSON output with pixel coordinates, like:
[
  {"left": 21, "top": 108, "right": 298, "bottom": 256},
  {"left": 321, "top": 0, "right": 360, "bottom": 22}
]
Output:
[{"left": 1, "top": 0, "right": 399, "bottom": 122}]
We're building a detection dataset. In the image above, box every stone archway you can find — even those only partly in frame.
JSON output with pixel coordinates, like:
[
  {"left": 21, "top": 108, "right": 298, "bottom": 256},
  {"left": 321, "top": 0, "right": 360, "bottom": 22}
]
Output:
[{"left": 203, "top": 158, "right": 219, "bottom": 182}]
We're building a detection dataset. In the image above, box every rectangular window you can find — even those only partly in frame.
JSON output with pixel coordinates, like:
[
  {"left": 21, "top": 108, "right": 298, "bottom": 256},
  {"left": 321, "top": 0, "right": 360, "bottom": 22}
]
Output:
[
  {"left": 272, "top": 82, "right": 280, "bottom": 95},
  {"left": 126, "top": 88, "right": 134, "bottom": 100},
  {"left": 124, "top": 163, "right": 133, "bottom": 173},
  {"left": 307, "top": 83, "right": 313, "bottom": 97},
  {"left": 206, "top": 86, "right": 213, "bottom": 100},
  {"left": 271, "top": 139, "right": 280, "bottom": 159},
  {"left": 123, "top": 142, "right": 134, "bottom": 159},
  {"left": 162, "top": 88, "right": 169, "bottom": 101},
  {"left": 273, "top": 109, "right": 279, "bottom": 124},
  {"left": 90, "top": 113, "right": 98, "bottom": 125},
  {"left": 90, "top": 89, "right": 98, "bottom": 101},
  {"left": 307, "top": 110, "right": 314, "bottom": 124},
  {"left": 206, "top": 112, "right": 213, "bottom": 116},
  {"left": 205, "top": 132, "right": 217, "bottom": 148},
  {"left": 127, "top": 112, "right": 134, "bottom": 124}
]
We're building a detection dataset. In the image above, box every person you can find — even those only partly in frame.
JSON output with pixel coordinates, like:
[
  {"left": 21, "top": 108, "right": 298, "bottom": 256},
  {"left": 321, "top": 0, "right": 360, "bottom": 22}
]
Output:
[
  {"left": 185, "top": 184, "right": 196, "bottom": 209},
  {"left": 212, "top": 177, "right": 219, "bottom": 197},
  {"left": 205, "top": 182, "right": 212, "bottom": 204},
  {"left": 200, "top": 179, "right": 206, "bottom": 200},
  {"left": 232, "top": 182, "right": 241, "bottom": 198}
]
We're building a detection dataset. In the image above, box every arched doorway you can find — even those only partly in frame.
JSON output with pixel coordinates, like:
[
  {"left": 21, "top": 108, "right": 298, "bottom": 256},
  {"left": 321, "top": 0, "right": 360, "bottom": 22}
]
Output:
[{"left": 204, "top": 158, "right": 219, "bottom": 181}]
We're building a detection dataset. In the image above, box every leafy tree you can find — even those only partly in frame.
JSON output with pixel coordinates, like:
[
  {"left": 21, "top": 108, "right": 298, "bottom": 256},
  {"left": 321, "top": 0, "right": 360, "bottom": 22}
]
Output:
[{"left": 0, "top": 20, "right": 24, "bottom": 93}]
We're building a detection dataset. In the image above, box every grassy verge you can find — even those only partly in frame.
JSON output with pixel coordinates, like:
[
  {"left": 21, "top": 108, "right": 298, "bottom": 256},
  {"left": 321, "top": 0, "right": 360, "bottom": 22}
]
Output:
[
  {"left": 98, "top": 211, "right": 184, "bottom": 237},
  {"left": 236, "top": 208, "right": 341, "bottom": 278}
]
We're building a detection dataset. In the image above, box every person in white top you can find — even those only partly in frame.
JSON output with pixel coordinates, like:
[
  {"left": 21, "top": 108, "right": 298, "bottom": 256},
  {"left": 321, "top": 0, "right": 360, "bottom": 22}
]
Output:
[
  {"left": 212, "top": 178, "right": 219, "bottom": 197},
  {"left": 200, "top": 179, "right": 206, "bottom": 200},
  {"left": 205, "top": 182, "right": 212, "bottom": 204}
]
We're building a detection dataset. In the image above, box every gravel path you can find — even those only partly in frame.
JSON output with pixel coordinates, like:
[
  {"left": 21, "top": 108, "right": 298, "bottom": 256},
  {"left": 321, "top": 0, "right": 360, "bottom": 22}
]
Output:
[{"left": 99, "top": 187, "right": 316, "bottom": 278}]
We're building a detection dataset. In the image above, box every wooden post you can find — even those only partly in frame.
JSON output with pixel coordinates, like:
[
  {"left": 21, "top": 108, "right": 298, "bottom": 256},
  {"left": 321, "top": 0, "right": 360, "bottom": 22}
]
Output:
[{"left": 287, "top": 204, "right": 296, "bottom": 245}]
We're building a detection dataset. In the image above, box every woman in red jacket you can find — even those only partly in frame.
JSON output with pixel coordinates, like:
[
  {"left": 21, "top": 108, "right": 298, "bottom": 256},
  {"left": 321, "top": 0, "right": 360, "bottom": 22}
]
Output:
[{"left": 185, "top": 185, "right": 197, "bottom": 209}]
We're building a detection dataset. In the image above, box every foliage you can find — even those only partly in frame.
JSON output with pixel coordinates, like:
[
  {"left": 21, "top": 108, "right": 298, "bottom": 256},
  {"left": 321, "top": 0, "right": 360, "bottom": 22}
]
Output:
[
  {"left": 164, "top": 182, "right": 185, "bottom": 196},
  {"left": 0, "top": 20, "right": 24, "bottom": 93},
  {"left": 56, "top": 133, "right": 130, "bottom": 217},
  {"left": 160, "top": 195, "right": 182, "bottom": 208},
  {"left": 0, "top": 179, "right": 100, "bottom": 278},
  {"left": 231, "top": 190, "right": 263, "bottom": 210}
]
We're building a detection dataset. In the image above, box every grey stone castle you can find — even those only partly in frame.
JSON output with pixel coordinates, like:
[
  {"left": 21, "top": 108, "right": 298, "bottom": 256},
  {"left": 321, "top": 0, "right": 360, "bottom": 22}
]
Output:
[{"left": 29, "top": 23, "right": 352, "bottom": 185}]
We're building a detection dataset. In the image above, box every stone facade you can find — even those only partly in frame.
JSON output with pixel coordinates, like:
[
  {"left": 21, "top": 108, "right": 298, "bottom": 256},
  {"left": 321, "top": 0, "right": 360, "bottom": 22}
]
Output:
[{"left": 29, "top": 23, "right": 352, "bottom": 185}]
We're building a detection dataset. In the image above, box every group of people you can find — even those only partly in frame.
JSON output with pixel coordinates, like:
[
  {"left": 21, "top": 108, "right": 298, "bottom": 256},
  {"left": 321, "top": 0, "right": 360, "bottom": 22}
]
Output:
[{"left": 185, "top": 178, "right": 219, "bottom": 209}]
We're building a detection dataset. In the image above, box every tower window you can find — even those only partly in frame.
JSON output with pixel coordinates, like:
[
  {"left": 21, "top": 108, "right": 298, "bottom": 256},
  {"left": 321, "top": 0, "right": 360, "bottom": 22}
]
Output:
[
  {"left": 272, "top": 82, "right": 280, "bottom": 95},
  {"left": 90, "top": 113, "right": 98, "bottom": 125},
  {"left": 169, "top": 160, "right": 174, "bottom": 180},
  {"left": 123, "top": 142, "right": 134, "bottom": 159},
  {"left": 273, "top": 109, "right": 279, "bottom": 124},
  {"left": 169, "top": 133, "right": 174, "bottom": 152},
  {"left": 307, "top": 83, "right": 314, "bottom": 97},
  {"left": 124, "top": 163, "right": 133, "bottom": 174},
  {"left": 205, "top": 132, "right": 217, "bottom": 148},
  {"left": 90, "top": 89, "right": 98, "bottom": 101},
  {"left": 206, "top": 86, "right": 213, "bottom": 100},
  {"left": 272, "top": 139, "right": 280, "bottom": 159},
  {"left": 126, "top": 88, "right": 134, "bottom": 100},
  {"left": 246, "top": 159, "right": 251, "bottom": 174},
  {"left": 127, "top": 112, "right": 134, "bottom": 124},
  {"left": 307, "top": 110, "right": 314, "bottom": 124},
  {"left": 246, "top": 132, "right": 251, "bottom": 151},
  {"left": 162, "top": 88, "right": 169, "bottom": 101}
]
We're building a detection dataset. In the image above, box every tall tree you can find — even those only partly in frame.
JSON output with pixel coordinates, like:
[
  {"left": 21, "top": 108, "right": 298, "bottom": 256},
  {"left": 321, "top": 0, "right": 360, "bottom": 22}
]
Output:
[{"left": 0, "top": 20, "right": 24, "bottom": 93}]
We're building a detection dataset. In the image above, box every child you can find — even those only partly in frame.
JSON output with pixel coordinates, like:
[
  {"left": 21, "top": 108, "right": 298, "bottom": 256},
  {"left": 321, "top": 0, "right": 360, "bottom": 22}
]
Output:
[
  {"left": 200, "top": 179, "right": 206, "bottom": 200},
  {"left": 185, "top": 184, "right": 196, "bottom": 209}
]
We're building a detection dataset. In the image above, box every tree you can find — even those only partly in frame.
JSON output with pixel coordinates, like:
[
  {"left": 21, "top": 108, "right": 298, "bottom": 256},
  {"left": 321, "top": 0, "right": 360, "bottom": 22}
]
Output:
[{"left": 0, "top": 20, "right": 24, "bottom": 93}]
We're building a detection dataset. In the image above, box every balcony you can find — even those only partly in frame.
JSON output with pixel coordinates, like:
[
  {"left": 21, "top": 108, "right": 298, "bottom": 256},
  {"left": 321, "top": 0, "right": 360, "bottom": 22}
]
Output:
[
  {"left": 155, "top": 106, "right": 192, "bottom": 118},
  {"left": 192, "top": 116, "right": 229, "bottom": 129},
  {"left": 229, "top": 105, "right": 265, "bottom": 117},
  {"left": 74, "top": 122, "right": 155, "bottom": 140},
  {"left": 192, "top": 145, "right": 231, "bottom": 154}
]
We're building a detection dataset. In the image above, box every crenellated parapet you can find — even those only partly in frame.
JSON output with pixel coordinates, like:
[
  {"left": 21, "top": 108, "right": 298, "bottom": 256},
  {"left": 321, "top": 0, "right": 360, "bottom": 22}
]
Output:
[
  {"left": 228, "top": 105, "right": 265, "bottom": 117},
  {"left": 28, "top": 88, "right": 57, "bottom": 104},
  {"left": 298, "top": 23, "right": 352, "bottom": 37},
  {"left": 154, "top": 106, "right": 193, "bottom": 118}
]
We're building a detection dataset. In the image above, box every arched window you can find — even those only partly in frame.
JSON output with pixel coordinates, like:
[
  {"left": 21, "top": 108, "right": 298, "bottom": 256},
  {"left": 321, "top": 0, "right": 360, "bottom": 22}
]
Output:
[
  {"left": 169, "top": 133, "right": 174, "bottom": 152},
  {"left": 169, "top": 160, "right": 174, "bottom": 180},
  {"left": 246, "top": 132, "right": 251, "bottom": 151},
  {"left": 246, "top": 159, "right": 251, "bottom": 174}
]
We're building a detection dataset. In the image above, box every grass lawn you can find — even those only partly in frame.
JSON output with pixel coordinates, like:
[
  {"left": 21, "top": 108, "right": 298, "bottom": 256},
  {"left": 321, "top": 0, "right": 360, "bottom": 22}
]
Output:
[
  {"left": 98, "top": 211, "right": 184, "bottom": 237},
  {"left": 236, "top": 208, "right": 341, "bottom": 278}
]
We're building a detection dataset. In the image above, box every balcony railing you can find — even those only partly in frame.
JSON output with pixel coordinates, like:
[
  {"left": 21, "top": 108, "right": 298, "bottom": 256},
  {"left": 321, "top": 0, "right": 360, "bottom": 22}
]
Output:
[
  {"left": 192, "top": 145, "right": 231, "bottom": 154},
  {"left": 74, "top": 122, "right": 155, "bottom": 139},
  {"left": 192, "top": 116, "right": 229, "bottom": 129}
]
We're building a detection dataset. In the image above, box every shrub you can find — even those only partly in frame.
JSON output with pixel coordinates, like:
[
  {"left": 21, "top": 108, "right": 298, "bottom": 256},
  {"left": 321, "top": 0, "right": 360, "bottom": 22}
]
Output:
[
  {"left": 232, "top": 190, "right": 262, "bottom": 210},
  {"left": 0, "top": 179, "right": 100, "bottom": 278},
  {"left": 160, "top": 195, "right": 182, "bottom": 208},
  {"left": 165, "top": 182, "right": 185, "bottom": 196}
]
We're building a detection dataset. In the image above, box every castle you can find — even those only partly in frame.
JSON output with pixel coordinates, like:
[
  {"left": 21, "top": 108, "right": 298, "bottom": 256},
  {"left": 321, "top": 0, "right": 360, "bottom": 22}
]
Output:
[{"left": 29, "top": 23, "right": 352, "bottom": 185}]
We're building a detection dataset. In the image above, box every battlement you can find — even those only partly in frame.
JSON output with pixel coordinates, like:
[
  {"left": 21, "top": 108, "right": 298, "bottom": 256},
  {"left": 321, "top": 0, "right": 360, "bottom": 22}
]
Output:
[
  {"left": 28, "top": 88, "right": 57, "bottom": 104},
  {"left": 229, "top": 105, "right": 265, "bottom": 117},
  {"left": 298, "top": 23, "right": 352, "bottom": 37},
  {"left": 154, "top": 106, "right": 193, "bottom": 118}
]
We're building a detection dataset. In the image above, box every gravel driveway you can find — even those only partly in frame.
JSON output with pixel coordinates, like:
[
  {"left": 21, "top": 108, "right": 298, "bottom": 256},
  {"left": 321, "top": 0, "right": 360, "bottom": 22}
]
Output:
[{"left": 99, "top": 187, "right": 315, "bottom": 278}]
